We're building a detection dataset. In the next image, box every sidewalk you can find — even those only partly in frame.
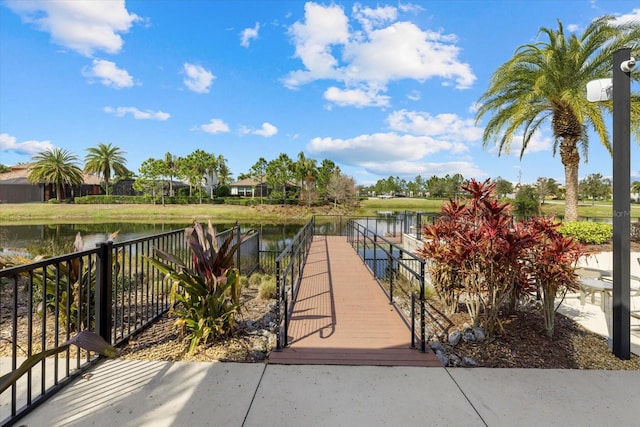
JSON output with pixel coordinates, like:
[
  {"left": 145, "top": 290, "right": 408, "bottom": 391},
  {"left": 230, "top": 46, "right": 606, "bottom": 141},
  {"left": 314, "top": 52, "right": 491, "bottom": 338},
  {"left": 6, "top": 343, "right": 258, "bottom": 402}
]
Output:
[{"left": 17, "top": 359, "right": 640, "bottom": 427}]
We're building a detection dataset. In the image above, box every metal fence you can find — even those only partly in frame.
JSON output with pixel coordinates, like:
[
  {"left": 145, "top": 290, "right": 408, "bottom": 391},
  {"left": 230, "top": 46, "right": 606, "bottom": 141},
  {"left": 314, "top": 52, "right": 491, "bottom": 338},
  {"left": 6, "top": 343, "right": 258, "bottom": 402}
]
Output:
[
  {"left": 346, "top": 219, "right": 428, "bottom": 352},
  {"left": 0, "top": 225, "right": 259, "bottom": 427},
  {"left": 274, "top": 217, "right": 314, "bottom": 350}
]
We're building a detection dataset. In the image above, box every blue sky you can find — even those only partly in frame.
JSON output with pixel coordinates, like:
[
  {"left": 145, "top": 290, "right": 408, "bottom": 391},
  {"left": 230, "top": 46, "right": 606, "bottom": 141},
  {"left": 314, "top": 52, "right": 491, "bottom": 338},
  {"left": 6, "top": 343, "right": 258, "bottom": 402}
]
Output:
[{"left": 0, "top": 0, "right": 638, "bottom": 187}]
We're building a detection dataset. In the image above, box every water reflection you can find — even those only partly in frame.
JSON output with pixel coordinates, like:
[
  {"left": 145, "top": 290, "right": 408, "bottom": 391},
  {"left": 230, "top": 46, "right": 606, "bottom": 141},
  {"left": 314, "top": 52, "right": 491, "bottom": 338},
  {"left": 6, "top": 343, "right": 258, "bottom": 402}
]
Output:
[{"left": 0, "top": 222, "right": 304, "bottom": 255}]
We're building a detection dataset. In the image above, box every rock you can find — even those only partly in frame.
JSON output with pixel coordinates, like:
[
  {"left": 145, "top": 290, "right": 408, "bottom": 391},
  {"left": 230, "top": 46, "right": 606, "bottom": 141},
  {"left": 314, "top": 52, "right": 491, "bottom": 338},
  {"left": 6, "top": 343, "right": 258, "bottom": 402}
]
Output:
[
  {"left": 435, "top": 350, "right": 449, "bottom": 366},
  {"left": 448, "top": 331, "right": 462, "bottom": 346},
  {"left": 462, "top": 356, "right": 478, "bottom": 367},
  {"left": 462, "top": 331, "right": 476, "bottom": 343},
  {"left": 251, "top": 338, "right": 268, "bottom": 353},
  {"left": 473, "top": 327, "right": 486, "bottom": 343},
  {"left": 448, "top": 353, "right": 461, "bottom": 367},
  {"left": 429, "top": 340, "right": 445, "bottom": 353}
]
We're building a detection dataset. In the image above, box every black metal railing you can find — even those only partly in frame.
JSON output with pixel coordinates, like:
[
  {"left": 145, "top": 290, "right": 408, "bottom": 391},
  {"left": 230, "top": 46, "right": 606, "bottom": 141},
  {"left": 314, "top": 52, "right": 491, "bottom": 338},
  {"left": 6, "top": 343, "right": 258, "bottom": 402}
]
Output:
[
  {"left": 346, "top": 219, "right": 428, "bottom": 352},
  {"left": 0, "top": 225, "right": 259, "bottom": 427},
  {"left": 274, "top": 217, "right": 314, "bottom": 350}
]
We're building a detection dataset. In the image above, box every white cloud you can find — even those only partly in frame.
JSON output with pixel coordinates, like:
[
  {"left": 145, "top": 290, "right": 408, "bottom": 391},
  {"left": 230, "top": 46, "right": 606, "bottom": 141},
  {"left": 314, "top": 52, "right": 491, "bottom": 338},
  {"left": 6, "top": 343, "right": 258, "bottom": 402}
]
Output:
[
  {"left": 284, "top": 2, "right": 475, "bottom": 106},
  {"left": 103, "top": 106, "right": 170, "bottom": 120},
  {"left": 0, "top": 133, "right": 55, "bottom": 156},
  {"left": 307, "top": 132, "right": 455, "bottom": 164},
  {"left": 567, "top": 24, "right": 580, "bottom": 32},
  {"left": 487, "top": 131, "right": 553, "bottom": 156},
  {"left": 4, "top": 0, "right": 141, "bottom": 56},
  {"left": 249, "top": 122, "right": 278, "bottom": 138},
  {"left": 352, "top": 4, "right": 397, "bottom": 33},
  {"left": 183, "top": 63, "right": 215, "bottom": 93},
  {"left": 386, "top": 110, "right": 483, "bottom": 143},
  {"left": 613, "top": 8, "right": 640, "bottom": 25},
  {"left": 407, "top": 90, "right": 421, "bottom": 101},
  {"left": 324, "top": 86, "right": 390, "bottom": 107},
  {"left": 83, "top": 59, "right": 134, "bottom": 89},
  {"left": 194, "top": 119, "right": 230, "bottom": 134},
  {"left": 362, "top": 160, "right": 486, "bottom": 178},
  {"left": 468, "top": 102, "right": 482, "bottom": 114},
  {"left": 240, "top": 22, "right": 260, "bottom": 47}
]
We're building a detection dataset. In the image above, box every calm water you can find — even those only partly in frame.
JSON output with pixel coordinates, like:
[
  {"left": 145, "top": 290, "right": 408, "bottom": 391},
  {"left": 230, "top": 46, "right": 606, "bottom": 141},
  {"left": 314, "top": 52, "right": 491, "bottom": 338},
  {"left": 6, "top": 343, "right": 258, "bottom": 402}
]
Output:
[{"left": 0, "top": 222, "right": 304, "bottom": 255}]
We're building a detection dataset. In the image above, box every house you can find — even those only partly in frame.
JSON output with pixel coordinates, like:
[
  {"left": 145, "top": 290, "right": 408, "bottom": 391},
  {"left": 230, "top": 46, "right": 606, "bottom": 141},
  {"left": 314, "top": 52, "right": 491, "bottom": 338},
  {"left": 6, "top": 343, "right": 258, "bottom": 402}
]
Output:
[
  {"left": 229, "top": 178, "right": 269, "bottom": 198},
  {"left": 0, "top": 164, "right": 103, "bottom": 203}
]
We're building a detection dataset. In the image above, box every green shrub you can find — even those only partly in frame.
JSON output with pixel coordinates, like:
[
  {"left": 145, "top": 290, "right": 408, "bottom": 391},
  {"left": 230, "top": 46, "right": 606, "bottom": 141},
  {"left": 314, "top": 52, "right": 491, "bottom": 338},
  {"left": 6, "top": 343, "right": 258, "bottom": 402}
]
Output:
[
  {"left": 258, "top": 276, "right": 277, "bottom": 299},
  {"left": 148, "top": 221, "right": 242, "bottom": 354},
  {"left": 248, "top": 272, "right": 264, "bottom": 287},
  {"left": 558, "top": 221, "right": 612, "bottom": 244}
]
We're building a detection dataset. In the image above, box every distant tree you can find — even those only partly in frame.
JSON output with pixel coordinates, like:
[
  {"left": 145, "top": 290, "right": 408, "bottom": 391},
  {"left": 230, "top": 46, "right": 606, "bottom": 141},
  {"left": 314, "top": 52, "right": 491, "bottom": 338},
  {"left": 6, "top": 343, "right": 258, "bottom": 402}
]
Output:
[
  {"left": 316, "top": 159, "right": 339, "bottom": 202},
  {"left": 632, "top": 181, "right": 640, "bottom": 194},
  {"left": 135, "top": 158, "right": 167, "bottom": 204},
  {"left": 579, "top": 173, "right": 611, "bottom": 205},
  {"left": 266, "top": 153, "right": 294, "bottom": 203},
  {"left": 493, "top": 177, "right": 514, "bottom": 199},
  {"left": 0, "top": 164, "right": 10, "bottom": 173},
  {"left": 513, "top": 185, "right": 540, "bottom": 216},
  {"left": 217, "top": 161, "right": 232, "bottom": 187},
  {"left": 164, "top": 152, "right": 181, "bottom": 197},
  {"left": 249, "top": 157, "right": 268, "bottom": 203},
  {"left": 326, "top": 171, "right": 357, "bottom": 207},
  {"left": 426, "top": 175, "right": 446, "bottom": 198},
  {"left": 445, "top": 173, "right": 465, "bottom": 200},
  {"left": 294, "top": 152, "right": 318, "bottom": 207},
  {"left": 84, "top": 143, "right": 129, "bottom": 196},
  {"left": 28, "top": 148, "right": 83, "bottom": 201},
  {"left": 182, "top": 149, "right": 217, "bottom": 203}
]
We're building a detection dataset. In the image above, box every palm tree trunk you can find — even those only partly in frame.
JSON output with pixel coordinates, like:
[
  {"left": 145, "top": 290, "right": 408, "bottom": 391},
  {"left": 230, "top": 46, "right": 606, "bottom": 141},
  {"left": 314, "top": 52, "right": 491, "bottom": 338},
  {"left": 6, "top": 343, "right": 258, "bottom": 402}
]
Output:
[{"left": 560, "top": 139, "right": 580, "bottom": 222}]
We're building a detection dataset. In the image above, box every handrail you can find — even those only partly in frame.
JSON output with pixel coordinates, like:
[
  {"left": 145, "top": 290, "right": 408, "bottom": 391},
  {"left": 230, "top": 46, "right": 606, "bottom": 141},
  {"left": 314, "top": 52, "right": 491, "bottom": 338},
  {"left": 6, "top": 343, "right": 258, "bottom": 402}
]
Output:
[
  {"left": 346, "top": 219, "right": 427, "bottom": 352},
  {"left": 274, "top": 217, "right": 315, "bottom": 350},
  {"left": 0, "top": 224, "right": 259, "bottom": 427}
]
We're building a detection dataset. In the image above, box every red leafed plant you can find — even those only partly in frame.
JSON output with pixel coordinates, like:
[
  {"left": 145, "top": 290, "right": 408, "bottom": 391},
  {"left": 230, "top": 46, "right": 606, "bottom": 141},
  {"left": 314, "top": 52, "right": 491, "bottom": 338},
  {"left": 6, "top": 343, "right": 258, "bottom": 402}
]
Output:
[
  {"left": 417, "top": 179, "right": 584, "bottom": 337},
  {"left": 523, "top": 217, "right": 586, "bottom": 337}
]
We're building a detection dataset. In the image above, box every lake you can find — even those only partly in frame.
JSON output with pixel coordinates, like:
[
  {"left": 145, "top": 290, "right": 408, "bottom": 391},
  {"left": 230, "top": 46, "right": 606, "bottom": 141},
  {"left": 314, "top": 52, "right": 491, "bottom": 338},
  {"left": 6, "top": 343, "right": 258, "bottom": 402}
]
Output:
[{"left": 0, "top": 222, "right": 306, "bottom": 256}]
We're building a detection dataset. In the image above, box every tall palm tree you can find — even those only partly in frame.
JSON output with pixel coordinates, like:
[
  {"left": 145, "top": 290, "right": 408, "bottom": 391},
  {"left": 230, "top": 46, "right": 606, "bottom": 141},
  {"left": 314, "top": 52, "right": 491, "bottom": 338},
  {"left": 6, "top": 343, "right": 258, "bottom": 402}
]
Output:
[
  {"left": 84, "top": 143, "right": 129, "bottom": 196},
  {"left": 475, "top": 16, "right": 640, "bottom": 221},
  {"left": 28, "top": 148, "right": 84, "bottom": 201}
]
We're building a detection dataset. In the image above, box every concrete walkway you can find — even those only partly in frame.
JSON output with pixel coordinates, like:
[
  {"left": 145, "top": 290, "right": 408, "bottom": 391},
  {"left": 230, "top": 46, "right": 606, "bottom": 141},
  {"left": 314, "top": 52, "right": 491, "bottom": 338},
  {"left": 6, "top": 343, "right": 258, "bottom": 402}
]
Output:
[{"left": 17, "top": 359, "right": 640, "bottom": 427}]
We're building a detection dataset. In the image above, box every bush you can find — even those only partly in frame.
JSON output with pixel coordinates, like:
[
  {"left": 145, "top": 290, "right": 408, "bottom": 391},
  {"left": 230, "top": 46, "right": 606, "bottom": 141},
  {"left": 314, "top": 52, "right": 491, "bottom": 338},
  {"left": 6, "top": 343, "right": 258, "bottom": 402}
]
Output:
[
  {"left": 148, "top": 221, "right": 242, "bottom": 354},
  {"left": 557, "top": 221, "right": 612, "bottom": 244},
  {"left": 74, "top": 195, "right": 147, "bottom": 204},
  {"left": 216, "top": 185, "right": 231, "bottom": 198},
  {"left": 258, "top": 276, "right": 277, "bottom": 299}
]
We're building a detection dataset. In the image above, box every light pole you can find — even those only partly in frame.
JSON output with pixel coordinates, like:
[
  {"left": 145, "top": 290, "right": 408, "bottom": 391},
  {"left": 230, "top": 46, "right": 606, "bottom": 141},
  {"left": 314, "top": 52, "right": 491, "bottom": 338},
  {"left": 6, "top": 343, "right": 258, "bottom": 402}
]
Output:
[
  {"left": 588, "top": 48, "right": 635, "bottom": 359},
  {"left": 611, "top": 48, "right": 633, "bottom": 360},
  {"left": 586, "top": 48, "right": 635, "bottom": 359}
]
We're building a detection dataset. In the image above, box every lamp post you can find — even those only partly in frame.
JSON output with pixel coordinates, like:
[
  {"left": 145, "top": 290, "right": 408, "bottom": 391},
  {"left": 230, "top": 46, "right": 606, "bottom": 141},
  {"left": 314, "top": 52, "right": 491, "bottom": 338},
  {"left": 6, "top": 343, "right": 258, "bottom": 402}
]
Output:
[
  {"left": 611, "top": 48, "right": 632, "bottom": 360},
  {"left": 587, "top": 48, "right": 635, "bottom": 359},
  {"left": 586, "top": 47, "right": 634, "bottom": 359}
]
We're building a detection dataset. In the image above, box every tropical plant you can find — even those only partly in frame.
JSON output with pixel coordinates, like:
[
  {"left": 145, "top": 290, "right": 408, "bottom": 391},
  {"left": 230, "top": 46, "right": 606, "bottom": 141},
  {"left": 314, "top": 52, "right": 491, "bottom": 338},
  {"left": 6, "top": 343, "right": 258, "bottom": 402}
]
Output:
[
  {"left": 84, "top": 143, "right": 129, "bottom": 196},
  {"left": 475, "top": 16, "right": 640, "bottom": 221},
  {"left": 525, "top": 217, "right": 586, "bottom": 337},
  {"left": 0, "top": 331, "right": 116, "bottom": 394},
  {"left": 148, "top": 221, "right": 242, "bottom": 354},
  {"left": 27, "top": 148, "right": 84, "bottom": 201}
]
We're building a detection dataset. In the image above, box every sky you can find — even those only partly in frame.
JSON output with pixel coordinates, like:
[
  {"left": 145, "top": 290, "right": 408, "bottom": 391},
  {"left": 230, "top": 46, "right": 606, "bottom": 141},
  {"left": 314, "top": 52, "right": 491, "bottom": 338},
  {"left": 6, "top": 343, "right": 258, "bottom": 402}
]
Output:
[{"left": 0, "top": 0, "right": 638, "bottom": 187}]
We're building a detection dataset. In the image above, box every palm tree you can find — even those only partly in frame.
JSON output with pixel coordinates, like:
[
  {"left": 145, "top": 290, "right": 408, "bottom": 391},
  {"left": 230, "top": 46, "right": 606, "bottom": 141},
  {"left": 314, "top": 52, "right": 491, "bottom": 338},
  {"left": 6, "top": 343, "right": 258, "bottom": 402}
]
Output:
[
  {"left": 475, "top": 16, "right": 640, "bottom": 221},
  {"left": 28, "top": 148, "right": 84, "bottom": 201},
  {"left": 84, "top": 143, "right": 129, "bottom": 196}
]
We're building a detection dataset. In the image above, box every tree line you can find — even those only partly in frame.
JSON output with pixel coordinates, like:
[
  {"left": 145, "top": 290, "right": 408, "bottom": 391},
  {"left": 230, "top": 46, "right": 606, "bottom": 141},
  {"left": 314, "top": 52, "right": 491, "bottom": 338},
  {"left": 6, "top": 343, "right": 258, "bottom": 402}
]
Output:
[{"left": 12, "top": 144, "right": 358, "bottom": 205}]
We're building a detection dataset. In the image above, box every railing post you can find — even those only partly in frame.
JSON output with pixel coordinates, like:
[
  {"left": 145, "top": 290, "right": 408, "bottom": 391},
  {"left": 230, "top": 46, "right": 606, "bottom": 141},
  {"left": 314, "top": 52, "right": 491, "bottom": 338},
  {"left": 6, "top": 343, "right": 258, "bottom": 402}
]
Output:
[
  {"left": 420, "top": 261, "right": 426, "bottom": 353},
  {"left": 373, "top": 234, "right": 377, "bottom": 276},
  {"left": 95, "top": 241, "right": 113, "bottom": 344},
  {"left": 410, "top": 293, "right": 416, "bottom": 349},
  {"left": 275, "top": 259, "right": 282, "bottom": 350},
  {"left": 388, "top": 244, "right": 393, "bottom": 304}
]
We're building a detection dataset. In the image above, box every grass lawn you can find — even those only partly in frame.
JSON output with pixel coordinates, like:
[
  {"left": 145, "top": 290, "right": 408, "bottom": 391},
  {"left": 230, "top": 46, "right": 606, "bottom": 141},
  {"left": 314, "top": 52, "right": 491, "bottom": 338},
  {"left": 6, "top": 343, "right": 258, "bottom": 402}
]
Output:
[{"left": 1, "top": 199, "right": 639, "bottom": 225}]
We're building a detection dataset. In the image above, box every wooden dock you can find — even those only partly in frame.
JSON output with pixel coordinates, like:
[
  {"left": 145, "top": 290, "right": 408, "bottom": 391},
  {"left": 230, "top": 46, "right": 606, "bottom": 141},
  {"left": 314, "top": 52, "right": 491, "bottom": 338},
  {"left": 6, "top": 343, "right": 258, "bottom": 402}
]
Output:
[{"left": 268, "top": 236, "right": 442, "bottom": 367}]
